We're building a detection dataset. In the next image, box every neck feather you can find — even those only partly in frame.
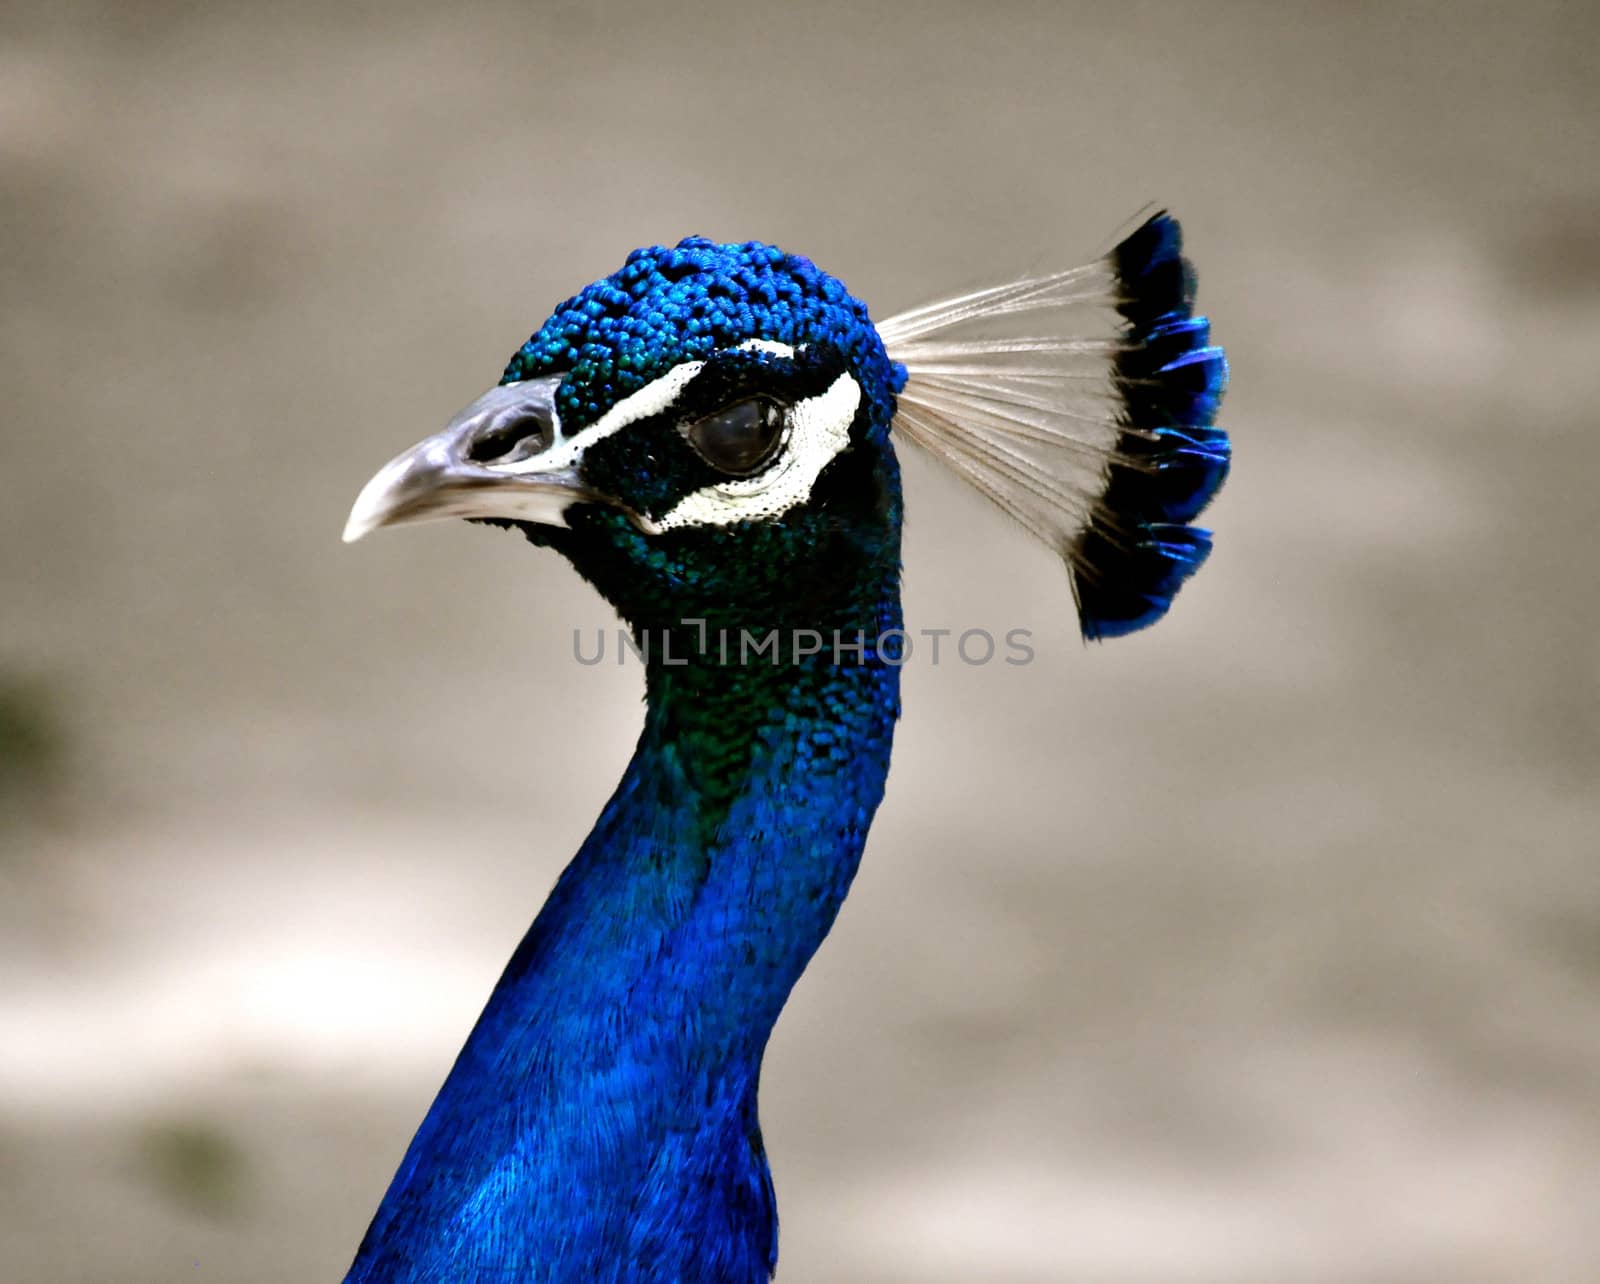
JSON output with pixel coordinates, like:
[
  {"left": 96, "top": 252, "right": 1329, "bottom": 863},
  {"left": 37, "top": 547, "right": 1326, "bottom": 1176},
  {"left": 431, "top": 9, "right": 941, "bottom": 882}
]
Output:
[{"left": 347, "top": 580, "right": 901, "bottom": 1284}]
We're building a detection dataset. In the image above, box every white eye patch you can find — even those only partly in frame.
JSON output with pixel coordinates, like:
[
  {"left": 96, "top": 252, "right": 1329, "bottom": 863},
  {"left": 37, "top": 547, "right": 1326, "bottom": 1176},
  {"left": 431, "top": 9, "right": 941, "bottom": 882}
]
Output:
[
  {"left": 653, "top": 371, "right": 861, "bottom": 531},
  {"left": 487, "top": 340, "right": 787, "bottom": 480},
  {"left": 486, "top": 340, "right": 860, "bottom": 532}
]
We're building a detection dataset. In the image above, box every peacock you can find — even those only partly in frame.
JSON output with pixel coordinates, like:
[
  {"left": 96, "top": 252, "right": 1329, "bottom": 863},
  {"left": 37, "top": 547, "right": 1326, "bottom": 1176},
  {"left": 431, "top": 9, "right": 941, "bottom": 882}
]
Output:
[{"left": 340, "top": 212, "right": 1228, "bottom": 1282}]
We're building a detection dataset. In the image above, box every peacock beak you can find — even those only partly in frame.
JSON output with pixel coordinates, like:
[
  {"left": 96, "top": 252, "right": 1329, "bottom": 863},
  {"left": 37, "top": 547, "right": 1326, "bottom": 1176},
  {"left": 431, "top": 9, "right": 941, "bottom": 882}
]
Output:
[{"left": 342, "top": 374, "right": 596, "bottom": 543}]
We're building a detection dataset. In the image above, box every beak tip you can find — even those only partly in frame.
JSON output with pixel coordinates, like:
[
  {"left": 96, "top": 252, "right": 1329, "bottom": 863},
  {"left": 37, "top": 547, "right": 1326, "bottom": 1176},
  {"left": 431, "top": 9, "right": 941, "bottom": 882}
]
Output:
[
  {"left": 343, "top": 460, "right": 409, "bottom": 544},
  {"left": 341, "top": 500, "right": 380, "bottom": 544},
  {"left": 341, "top": 522, "right": 366, "bottom": 545}
]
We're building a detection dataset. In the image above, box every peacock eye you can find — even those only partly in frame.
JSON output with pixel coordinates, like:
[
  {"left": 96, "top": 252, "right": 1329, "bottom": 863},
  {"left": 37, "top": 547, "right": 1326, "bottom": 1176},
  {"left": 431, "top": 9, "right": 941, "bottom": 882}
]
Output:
[{"left": 682, "top": 398, "right": 786, "bottom": 477}]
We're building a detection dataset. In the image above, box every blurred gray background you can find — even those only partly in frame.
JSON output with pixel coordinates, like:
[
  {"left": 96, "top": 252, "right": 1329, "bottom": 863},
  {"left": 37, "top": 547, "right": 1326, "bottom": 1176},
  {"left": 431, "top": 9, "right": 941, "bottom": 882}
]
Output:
[{"left": 3, "top": 2, "right": 1598, "bottom": 1281}]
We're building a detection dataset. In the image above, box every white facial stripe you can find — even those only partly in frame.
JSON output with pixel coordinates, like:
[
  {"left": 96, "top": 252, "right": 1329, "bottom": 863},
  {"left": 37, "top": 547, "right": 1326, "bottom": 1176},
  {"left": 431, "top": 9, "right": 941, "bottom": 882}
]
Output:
[
  {"left": 483, "top": 343, "right": 844, "bottom": 534},
  {"left": 488, "top": 360, "right": 707, "bottom": 477},
  {"left": 654, "top": 372, "right": 862, "bottom": 531},
  {"left": 490, "top": 345, "right": 799, "bottom": 483},
  {"left": 735, "top": 338, "right": 797, "bottom": 358}
]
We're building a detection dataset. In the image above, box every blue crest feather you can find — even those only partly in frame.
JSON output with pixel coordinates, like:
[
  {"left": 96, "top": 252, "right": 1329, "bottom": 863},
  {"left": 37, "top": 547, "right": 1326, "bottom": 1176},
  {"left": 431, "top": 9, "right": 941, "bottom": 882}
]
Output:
[
  {"left": 880, "top": 209, "right": 1230, "bottom": 643},
  {"left": 1071, "top": 213, "right": 1230, "bottom": 640}
]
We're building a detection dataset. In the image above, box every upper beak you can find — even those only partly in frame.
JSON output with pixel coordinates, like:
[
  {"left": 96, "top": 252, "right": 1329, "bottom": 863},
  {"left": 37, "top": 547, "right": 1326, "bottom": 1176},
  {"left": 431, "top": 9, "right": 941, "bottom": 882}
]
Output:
[{"left": 343, "top": 375, "right": 596, "bottom": 543}]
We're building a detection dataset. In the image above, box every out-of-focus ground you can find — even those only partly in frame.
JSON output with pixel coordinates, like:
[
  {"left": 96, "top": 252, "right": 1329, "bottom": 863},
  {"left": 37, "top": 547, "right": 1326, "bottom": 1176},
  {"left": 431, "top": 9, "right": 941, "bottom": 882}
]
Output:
[{"left": 3, "top": 2, "right": 1598, "bottom": 1280}]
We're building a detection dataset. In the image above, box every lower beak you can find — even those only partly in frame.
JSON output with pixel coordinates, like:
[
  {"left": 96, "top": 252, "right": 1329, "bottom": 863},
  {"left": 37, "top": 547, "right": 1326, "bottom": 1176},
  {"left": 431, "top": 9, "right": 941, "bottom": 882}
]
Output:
[{"left": 342, "top": 375, "right": 596, "bottom": 543}]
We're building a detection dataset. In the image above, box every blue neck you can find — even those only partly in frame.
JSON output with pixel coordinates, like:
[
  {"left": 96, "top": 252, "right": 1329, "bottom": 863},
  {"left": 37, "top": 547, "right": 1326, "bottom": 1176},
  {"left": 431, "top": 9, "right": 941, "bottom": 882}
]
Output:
[{"left": 346, "top": 608, "right": 901, "bottom": 1283}]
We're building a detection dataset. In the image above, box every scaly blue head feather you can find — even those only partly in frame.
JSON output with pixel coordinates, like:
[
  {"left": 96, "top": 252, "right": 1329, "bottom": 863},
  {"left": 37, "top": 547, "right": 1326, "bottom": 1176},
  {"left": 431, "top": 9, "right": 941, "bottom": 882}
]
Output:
[
  {"left": 504, "top": 237, "right": 903, "bottom": 438},
  {"left": 481, "top": 237, "right": 905, "bottom": 643}
]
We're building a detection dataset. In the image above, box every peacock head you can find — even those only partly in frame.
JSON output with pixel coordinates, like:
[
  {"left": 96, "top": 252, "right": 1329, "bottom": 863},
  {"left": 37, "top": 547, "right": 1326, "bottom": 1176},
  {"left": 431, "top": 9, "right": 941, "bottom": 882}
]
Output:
[
  {"left": 346, "top": 216, "right": 1230, "bottom": 643},
  {"left": 344, "top": 237, "right": 906, "bottom": 632}
]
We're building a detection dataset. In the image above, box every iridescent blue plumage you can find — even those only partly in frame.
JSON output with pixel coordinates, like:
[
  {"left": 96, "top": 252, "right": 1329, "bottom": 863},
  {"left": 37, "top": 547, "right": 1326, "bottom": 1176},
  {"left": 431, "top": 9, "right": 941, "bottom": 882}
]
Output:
[
  {"left": 346, "top": 240, "right": 904, "bottom": 1284},
  {"left": 346, "top": 652, "right": 897, "bottom": 1283},
  {"left": 342, "top": 217, "right": 1227, "bottom": 1281},
  {"left": 504, "top": 238, "right": 904, "bottom": 443}
]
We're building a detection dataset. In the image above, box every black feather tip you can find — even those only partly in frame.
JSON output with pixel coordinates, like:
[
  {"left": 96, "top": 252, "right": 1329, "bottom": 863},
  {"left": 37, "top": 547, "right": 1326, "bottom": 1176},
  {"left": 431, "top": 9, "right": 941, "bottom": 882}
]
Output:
[{"left": 1069, "top": 212, "right": 1230, "bottom": 641}]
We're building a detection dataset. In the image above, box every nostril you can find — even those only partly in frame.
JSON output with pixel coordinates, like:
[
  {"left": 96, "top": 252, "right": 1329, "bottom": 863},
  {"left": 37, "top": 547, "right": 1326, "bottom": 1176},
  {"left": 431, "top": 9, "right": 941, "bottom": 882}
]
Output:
[
  {"left": 442, "top": 374, "right": 564, "bottom": 470},
  {"left": 465, "top": 413, "right": 549, "bottom": 466}
]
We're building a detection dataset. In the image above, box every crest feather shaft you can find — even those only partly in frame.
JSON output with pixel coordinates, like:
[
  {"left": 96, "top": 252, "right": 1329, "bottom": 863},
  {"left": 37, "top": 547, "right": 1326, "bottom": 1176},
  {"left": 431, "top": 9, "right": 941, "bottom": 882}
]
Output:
[{"left": 879, "top": 212, "right": 1230, "bottom": 640}]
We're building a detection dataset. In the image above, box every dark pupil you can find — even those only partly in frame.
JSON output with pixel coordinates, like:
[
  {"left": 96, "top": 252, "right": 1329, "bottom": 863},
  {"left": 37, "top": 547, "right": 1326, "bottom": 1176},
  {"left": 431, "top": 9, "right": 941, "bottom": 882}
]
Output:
[{"left": 686, "top": 399, "right": 783, "bottom": 476}]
